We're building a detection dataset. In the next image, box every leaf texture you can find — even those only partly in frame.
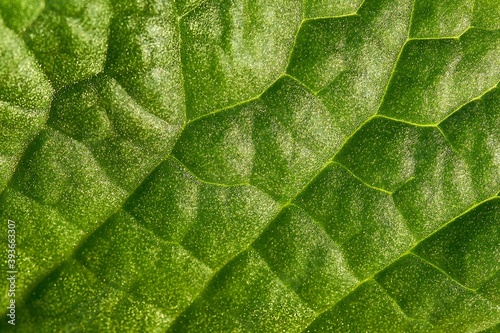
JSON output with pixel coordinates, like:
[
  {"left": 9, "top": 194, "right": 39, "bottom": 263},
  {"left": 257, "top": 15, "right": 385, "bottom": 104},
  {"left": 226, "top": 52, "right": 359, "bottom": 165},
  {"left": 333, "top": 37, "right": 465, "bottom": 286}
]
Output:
[{"left": 0, "top": 0, "right": 499, "bottom": 332}]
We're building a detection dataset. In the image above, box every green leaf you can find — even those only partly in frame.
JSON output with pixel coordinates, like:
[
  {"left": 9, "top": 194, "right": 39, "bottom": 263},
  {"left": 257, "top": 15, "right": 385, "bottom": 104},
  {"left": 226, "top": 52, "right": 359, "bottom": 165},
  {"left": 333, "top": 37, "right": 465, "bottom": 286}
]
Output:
[{"left": 0, "top": 0, "right": 499, "bottom": 332}]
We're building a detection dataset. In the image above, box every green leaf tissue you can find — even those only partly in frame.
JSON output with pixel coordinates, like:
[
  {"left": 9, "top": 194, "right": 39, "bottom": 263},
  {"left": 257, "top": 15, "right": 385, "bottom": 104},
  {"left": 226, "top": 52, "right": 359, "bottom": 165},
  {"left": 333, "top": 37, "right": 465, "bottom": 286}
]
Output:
[{"left": 0, "top": 0, "right": 499, "bottom": 332}]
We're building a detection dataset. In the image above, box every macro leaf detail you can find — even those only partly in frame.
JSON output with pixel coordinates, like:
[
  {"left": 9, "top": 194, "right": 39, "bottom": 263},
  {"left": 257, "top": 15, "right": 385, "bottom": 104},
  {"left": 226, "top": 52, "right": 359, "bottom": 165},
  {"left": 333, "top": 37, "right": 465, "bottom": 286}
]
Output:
[{"left": 0, "top": 0, "right": 499, "bottom": 332}]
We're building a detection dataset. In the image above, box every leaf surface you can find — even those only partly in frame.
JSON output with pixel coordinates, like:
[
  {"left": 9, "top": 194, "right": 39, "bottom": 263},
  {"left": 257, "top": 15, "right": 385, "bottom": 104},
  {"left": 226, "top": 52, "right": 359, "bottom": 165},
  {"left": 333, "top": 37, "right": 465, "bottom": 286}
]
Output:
[{"left": 0, "top": 0, "right": 499, "bottom": 332}]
